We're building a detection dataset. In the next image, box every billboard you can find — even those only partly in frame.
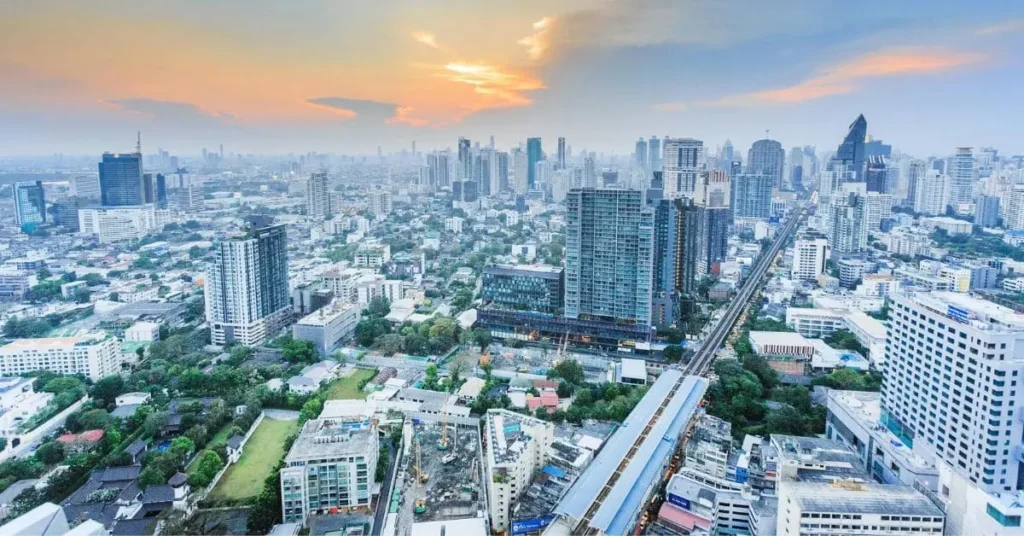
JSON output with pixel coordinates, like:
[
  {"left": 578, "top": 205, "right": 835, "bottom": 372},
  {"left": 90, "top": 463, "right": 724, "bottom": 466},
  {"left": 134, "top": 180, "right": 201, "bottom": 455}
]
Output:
[
  {"left": 512, "top": 514, "right": 556, "bottom": 535},
  {"left": 667, "top": 493, "right": 691, "bottom": 510}
]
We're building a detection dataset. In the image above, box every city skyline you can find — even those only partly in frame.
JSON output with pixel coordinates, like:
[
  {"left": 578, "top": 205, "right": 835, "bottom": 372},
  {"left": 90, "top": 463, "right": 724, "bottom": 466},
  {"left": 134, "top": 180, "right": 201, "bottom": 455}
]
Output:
[{"left": 2, "top": 1, "right": 1024, "bottom": 156}]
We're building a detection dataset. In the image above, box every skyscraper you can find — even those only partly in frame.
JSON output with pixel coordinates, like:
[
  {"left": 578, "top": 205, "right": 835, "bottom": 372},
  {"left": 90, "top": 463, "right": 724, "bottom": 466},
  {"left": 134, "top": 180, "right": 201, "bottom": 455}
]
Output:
[
  {"left": 827, "top": 183, "right": 868, "bottom": 258},
  {"left": 731, "top": 174, "right": 773, "bottom": 219},
  {"left": 693, "top": 171, "right": 731, "bottom": 277},
  {"left": 650, "top": 196, "right": 699, "bottom": 324},
  {"left": 912, "top": 171, "right": 949, "bottom": 216},
  {"left": 648, "top": 136, "right": 662, "bottom": 179},
  {"left": 493, "top": 151, "right": 509, "bottom": 194},
  {"left": 13, "top": 181, "right": 45, "bottom": 229},
  {"left": 557, "top": 137, "right": 566, "bottom": 170},
  {"left": 141, "top": 173, "right": 167, "bottom": 207},
  {"left": 306, "top": 172, "right": 331, "bottom": 220},
  {"left": 864, "top": 155, "right": 889, "bottom": 193},
  {"left": 565, "top": 188, "right": 654, "bottom": 327},
  {"left": 206, "top": 221, "right": 291, "bottom": 346},
  {"left": 662, "top": 138, "right": 703, "bottom": 197},
  {"left": 98, "top": 152, "right": 143, "bottom": 206},
  {"left": 458, "top": 137, "right": 472, "bottom": 180},
  {"left": 948, "top": 147, "right": 975, "bottom": 213},
  {"left": 834, "top": 114, "right": 868, "bottom": 180},
  {"left": 426, "top": 151, "right": 451, "bottom": 189},
  {"left": 905, "top": 160, "right": 926, "bottom": 209},
  {"left": 974, "top": 194, "right": 1000, "bottom": 228},
  {"left": 512, "top": 148, "right": 529, "bottom": 194},
  {"left": 746, "top": 139, "right": 785, "bottom": 190},
  {"left": 635, "top": 138, "right": 648, "bottom": 175},
  {"left": 526, "top": 137, "right": 542, "bottom": 190}
]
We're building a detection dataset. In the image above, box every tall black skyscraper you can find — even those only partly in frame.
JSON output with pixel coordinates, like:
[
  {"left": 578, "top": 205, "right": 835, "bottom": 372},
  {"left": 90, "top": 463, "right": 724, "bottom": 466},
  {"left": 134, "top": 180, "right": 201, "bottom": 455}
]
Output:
[
  {"left": 864, "top": 156, "right": 888, "bottom": 193},
  {"left": 458, "top": 137, "right": 471, "bottom": 180},
  {"left": 98, "top": 152, "right": 143, "bottom": 206},
  {"left": 835, "top": 114, "right": 867, "bottom": 179}
]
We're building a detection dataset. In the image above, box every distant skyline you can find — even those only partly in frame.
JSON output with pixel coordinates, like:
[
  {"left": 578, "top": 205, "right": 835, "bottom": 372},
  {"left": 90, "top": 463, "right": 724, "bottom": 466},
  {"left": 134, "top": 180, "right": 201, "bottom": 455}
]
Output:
[{"left": 2, "top": 1, "right": 1024, "bottom": 156}]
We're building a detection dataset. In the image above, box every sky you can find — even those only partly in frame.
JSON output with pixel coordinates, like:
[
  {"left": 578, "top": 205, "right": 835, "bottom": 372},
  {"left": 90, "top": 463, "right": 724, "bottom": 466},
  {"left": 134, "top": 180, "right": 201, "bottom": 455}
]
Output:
[{"left": 2, "top": 0, "right": 1024, "bottom": 158}]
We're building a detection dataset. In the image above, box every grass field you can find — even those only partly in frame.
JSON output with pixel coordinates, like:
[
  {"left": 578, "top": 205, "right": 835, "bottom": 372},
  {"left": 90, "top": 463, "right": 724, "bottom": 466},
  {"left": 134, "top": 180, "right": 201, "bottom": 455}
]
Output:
[
  {"left": 325, "top": 368, "right": 377, "bottom": 400},
  {"left": 209, "top": 418, "right": 298, "bottom": 501}
]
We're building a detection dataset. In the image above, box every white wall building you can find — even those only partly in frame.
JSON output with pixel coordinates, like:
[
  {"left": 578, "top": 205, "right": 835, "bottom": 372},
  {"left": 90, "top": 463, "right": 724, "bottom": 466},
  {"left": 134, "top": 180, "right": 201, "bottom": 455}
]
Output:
[
  {"left": 484, "top": 409, "right": 554, "bottom": 532},
  {"left": 444, "top": 216, "right": 464, "bottom": 234},
  {"left": 786, "top": 308, "right": 847, "bottom": 338},
  {"left": 292, "top": 302, "right": 359, "bottom": 355},
  {"left": 78, "top": 206, "right": 169, "bottom": 244},
  {"left": 912, "top": 171, "right": 950, "bottom": 216},
  {"left": 124, "top": 321, "right": 160, "bottom": 342},
  {"left": 791, "top": 237, "right": 830, "bottom": 281},
  {"left": 777, "top": 481, "right": 945, "bottom": 536},
  {"left": 0, "top": 332, "right": 123, "bottom": 381}
]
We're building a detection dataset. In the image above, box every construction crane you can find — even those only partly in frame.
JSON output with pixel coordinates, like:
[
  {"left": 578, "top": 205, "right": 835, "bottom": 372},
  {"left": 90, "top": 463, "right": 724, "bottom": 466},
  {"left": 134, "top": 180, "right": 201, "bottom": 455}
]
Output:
[
  {"left": 415, "top": 436, "right": 429, "bottom": 483},
  {"left": 438, "top": 412, "right": 449, "bottom": 451}
]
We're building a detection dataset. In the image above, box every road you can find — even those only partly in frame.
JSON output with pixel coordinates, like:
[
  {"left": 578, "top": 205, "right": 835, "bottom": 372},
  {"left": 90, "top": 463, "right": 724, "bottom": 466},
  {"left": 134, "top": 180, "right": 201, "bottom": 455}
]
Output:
[{"left": 682, "top": 206, "right": 807, "bottom": 377}]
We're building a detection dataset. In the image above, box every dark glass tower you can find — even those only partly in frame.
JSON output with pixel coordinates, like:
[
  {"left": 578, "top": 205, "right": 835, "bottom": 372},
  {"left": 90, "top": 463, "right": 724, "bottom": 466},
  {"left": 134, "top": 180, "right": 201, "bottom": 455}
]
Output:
[
  {"left": 14, "top": 181, "right": 46, "bottom": 228},
  {"left": 98, "top": 152, "right": 143, "bottom": 206},
  {"left": 835, "top": 114, "right": 867, "bottom": 179},
  {"left": 527, "top": 137, "right": 542, "bottom": 190}
]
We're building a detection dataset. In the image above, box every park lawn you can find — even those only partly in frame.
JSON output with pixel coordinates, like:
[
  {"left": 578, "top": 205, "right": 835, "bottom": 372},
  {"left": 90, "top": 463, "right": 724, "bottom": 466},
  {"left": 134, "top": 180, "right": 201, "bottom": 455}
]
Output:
[
  {"left": 209, "top": 418, "right": 299, "bottom": 501},
  {"left": 325, "top": 368, "right": 377, "bottom": 400}
]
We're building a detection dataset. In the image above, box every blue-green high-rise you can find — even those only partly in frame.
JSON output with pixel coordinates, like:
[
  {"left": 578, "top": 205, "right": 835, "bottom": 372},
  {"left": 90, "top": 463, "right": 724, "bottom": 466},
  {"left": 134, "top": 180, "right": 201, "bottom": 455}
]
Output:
[
  {"left": 526, "top": 137, "right": 542, "bottom": 190},
  {"left": 13, "top": 181, "right": 45, "bottom": 229},
  {"left": 98, "top": 152, "right": 143, "bottom": 206},
  {"left": 565, "top": 188, "right": 654, "bottom": 326}
]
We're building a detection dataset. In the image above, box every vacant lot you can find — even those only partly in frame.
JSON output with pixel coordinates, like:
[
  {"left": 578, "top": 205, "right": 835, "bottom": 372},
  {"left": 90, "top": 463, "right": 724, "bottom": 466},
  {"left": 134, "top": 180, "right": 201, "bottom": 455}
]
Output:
[
  {"left": 210, "top": 418, "right": 298, "bottom": 501},
  {"left": 325, "top": 368, "right": 377, "bottom": 400}
]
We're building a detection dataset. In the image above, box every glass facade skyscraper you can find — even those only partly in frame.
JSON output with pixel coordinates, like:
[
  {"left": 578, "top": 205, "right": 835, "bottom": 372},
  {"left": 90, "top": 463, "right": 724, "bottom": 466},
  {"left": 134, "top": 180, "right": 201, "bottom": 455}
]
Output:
[
  {"left": 526, "top": 137, "right": 542, "bottom": 190},
  {"left": 565, "top": 188, "right": 654, "bottom": 326},
  {"left": 98, "top": 152, "right": 144, "bottom": 206},
  {"left": 731, "top": 174, "right": 773, "bottom": 219},
  {"left": 482, "top": 264, "right": 564, "bottom": 314},
  {"left": 13, "top": 181, "right": 45, "bottom": 229},
  {"left": 834, "top": 114, "right": 867, "bottom": 180}
]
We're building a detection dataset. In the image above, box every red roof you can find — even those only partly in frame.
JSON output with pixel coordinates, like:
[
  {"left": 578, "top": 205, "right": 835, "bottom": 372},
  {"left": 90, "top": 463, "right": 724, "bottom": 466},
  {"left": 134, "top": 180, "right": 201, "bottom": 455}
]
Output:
[
  {"left": 57, "top": 433, "right": 78, "bottom": 444},
  {"left": 539, "top": 392, "right": 559, "bottom": 407},
  {"left": 58, "top": 429, "right": 105, "bottom": 444},
  {"left": 533, "top": 380, "right": 559, "bottom": 391},
  {"left": 526, "top": 397, "right": 543, "bottom": 411},
  {"left": 658, "top": 504, "right": 712, "bottom": 531}
]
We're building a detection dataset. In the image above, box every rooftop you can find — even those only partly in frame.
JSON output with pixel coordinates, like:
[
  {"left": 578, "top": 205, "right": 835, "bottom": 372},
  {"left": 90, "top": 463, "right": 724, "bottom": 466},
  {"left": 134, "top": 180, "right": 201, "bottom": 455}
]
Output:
[
  {"left": 914, "top": 292, "right": 1024, "bottom": 332},
  {"left": 285, "top": 418, "right": 377, "bottom": 461},
  {"left": 0, "top": 331, "right": 109, "bottom": 350},
  {"left": 484, "top": 263, "right": 563, "bottom": 276},
  {"left": 786, "top": 481, "right": 944, "bottom": 517}
]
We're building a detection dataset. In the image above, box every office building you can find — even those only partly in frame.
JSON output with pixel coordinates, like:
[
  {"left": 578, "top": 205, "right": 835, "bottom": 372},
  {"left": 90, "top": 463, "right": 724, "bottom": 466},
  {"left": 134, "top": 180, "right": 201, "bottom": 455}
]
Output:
[
  {"left": 746, "top": 139, "right": 785, "bottom": 189},
  {"left": 635, "top": 138, "right": 648, "bottom": 175},
  {"left": 481, "top": 264, "right": 564, "bottom": 314},
  {"left": 141, "top": 173, "right": 167, "bottom": 207},
  {"left": 457, "top": 137, "right": 472, "bottom": 180},
  {"left": 73, "top": 175, "right": 101, "bottom": 201},
  {"left": 52, "top": 197, "right": 81, "bottom": 232},
  {"left": 512, "top": 148, "right": 529, "bottom": 194},
  {"left": 975, "top": 194, "right": 1000, "bottom": 227},
  {"left": 777, "top": 481, "right": 944, "bottom": 536},
  {"left": 792, "top": 236, "right": 830, "bottom": 281},
  {"left": 13, "top": 181, "right": 46, "bottom": 229},
  {"left": 648, "top": 136, "right": 662, "bottom": 179},
  {"left": 280, "top": 418, "right": 378, "bottom": 523},
  {"left": 565, "top": 188, "right": 654, "bottom": 326},
  {"left": 948, "top": 147, "right": 975, "bottom": 213},
  {"left": 731, "top": 174, "right": 773, "bottom": 219},
  {"left": 292, "top": 302, "right": 359, "bottom": 355},
  {"left": 493, "top": 151, "right": 509, "bottom": 193},
  {"left": 78, "top": 205, "right": 168, "bottom": 243},
  {"left": 834, "top": 114, "right": 868, "bottom": 180},
  {"left": 98, "top": 152, "right": 143, "bottom": 206},
  {"left": 864, "top": 155, "right": 889, "bottom": 193},
  {"left": 662, "top": 138, "right": 703, "bottom": 197},
  {"left": 485, "top": 410, "right": 555, "bottom": 532},
  {"left": 0, "top": 332, "right": 123, "bottom": 381},
  {"left": 206, "top": 222, "right": 291, "bottom": 346},
  {"left": 828, "top": 183, "right": 868, "bottom": 258},
  {"left": 556, "top": 137, "right": 566, "bottom": 170},
  {"left": 526, "top": 137, "right": 542, "bottom": 190},
  {"left": 785, "top": 307, "right": 847, "bottom": 338},
  {"left": 307, "top": 172, "right": 332, "bottom": 220},
  {"left": 474, "top": 150, "right": 492, "bottom": 196}
]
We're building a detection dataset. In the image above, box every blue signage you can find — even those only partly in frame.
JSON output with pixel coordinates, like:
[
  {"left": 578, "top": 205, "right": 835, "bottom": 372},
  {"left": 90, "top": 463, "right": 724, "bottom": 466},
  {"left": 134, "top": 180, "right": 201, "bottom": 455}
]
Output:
[
  {"left": 512, "top": 514, "right": 556, "bottom": 535},
  {"left": 947, "top": 305, "right": 969, "bottom": 324},
  {"left": 667, "top": 493, "right": 691, "bottom": 510}
]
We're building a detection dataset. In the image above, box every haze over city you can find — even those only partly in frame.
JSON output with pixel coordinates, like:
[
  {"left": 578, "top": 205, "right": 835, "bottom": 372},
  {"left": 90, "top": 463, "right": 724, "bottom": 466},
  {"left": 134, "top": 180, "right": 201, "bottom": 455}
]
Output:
[{"left": 3, "top": 0, "right": 1024, "bottom": 155}]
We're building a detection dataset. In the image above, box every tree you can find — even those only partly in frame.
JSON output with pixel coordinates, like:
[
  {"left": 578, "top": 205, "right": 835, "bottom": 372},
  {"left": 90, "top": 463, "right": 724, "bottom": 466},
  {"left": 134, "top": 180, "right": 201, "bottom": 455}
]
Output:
[
  {"left": 471, "top": 329, "right": 492, "bottom": 352},
  {"left": 663, "top": 345, "right": 684, "bottom": 363},
  {"left": 90, "top": 376, "right": 125, "bottom": 408},
  {"left": 138, "top": 466, "right": 166, "bottom": 489},
  {"left": 283, "top": 338, "right": 318, "bottom": 364},
  {"left": 299, "top": 398, "right": 323, "bottom": 423},
  {"left": 450, "top": 288, "right": 474, "bottom": 312},
  {"left": 142, "top": 411, "right": 169, "bottom": 438},
  {"left": 170, "top": 437, "right": 195, "bottom": 458},
  {"left": 3, "top": 317, "right": 53, "bottom": 338},
  {"left": 547, "top": 360, "right": 586, "bottom": 386},
  {"left": 35, "top": 442, "right": 65, "bottom": 464},
  {"left": 377, "top": 334, "right": 405, "bottom": 356},
  {"left": 355, "top": 318, "right": 391, "bottom": 347},
  {"left": 365, "top": 297, "right": 391, "bottom": 318},
  {"left": 765, "top": 406, "right": 807, "bottom": 435},
  {"left": 421, "top": 365, "right": 441, "bottom": 391},
  {"left": 76, "top": 409, "right": 111, "bottom": 431},
  {"left": 188, "top": 450, "right": 224, "bottom": 488},
  {"left": 0, "top": 438, "right": 6, "bottom": 452}
]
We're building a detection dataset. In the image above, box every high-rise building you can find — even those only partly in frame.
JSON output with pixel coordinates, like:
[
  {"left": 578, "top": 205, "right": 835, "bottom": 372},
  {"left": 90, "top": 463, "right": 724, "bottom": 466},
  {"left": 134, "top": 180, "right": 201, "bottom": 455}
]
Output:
[
  {"left": 863, "top": 192, "right": 893, "bottom": 231},
  {"left": 1004, "top": 186, "right": 1024, "bottom": 231},
  {"left": 731, "top": 174, "right": 773, "bottom": 219},
  {"left": 565, "top": 188, "right": 654, "bottom": 326},
  {"left": 788, "top": 147, "right": 804, "bottom": 191},
  {"left": 53, "top": 197, "right": 82, "bottom": 232},
  {"left": 721, "top": 139, "right": 734, "bottom": 163},
  {"left": 141, "top": 173, "right": 167, "bottom": 207},
  {"left": 696, "top": 204, "right": 730, "bottom": 277},
  {"left": 864, "top": 155, "right": 889, "bottom": 193},
  {"left": 512, "top": 148, "right": 529, "bottom": 194},
  {"left": 526, "top": 137, "right": 542, "bottom": 190},
  {"left": 73, "top": 175, "right": 101, "bottom": 201},
  {"left": 648, "top": 136, "right": 662, "bottom": 179},
  {"left": 905, "top": 160, "right": 926, "bottom": 208},
  {"left": 635, "top": 138, "right": 648, "bottom": 175},
  {"left": 948, "top": 147, "right": 975, "bottom": 213},
  {"left": 426, "top": 151, "right": 451, "bottom": 189},
  {"left": 206, "top": 221, "right": 292, "bottom": 346},
  {"left": 834, "top": 114, "right": 867, "bottom": 180},
  {"left": 913, "top": 171, "right": 950, "bottom": 216},
  {"left": 556, "top": 137, "right": 566, "bottom": 170},
  {"left": 662, "top": 138, "right": 703, "bottom": 197},
  {"left": 827, "top": 183, "right": 868, "bottom": 258},
  {"left": 306, "top": 172, "right": 331, "bottom": 220},
  {"left": 474, "top": 150, "right": 492, "bottom": 196},
  {"left": 458, "top": 137, "right": 472, "bottom": 180},
  {"left": 974, "top": 194, "right": 1000, "bottom": 228},
  {"left": 98, "top": 152, "right": 143, "bottom": 206},
  {"left": 746, "top": 139, "right": 785, "bottom": 189},
  {"left": 694, "top": 169, "right": 730, "bottom": 208},
  {"left": 883, "top": 293, "right": 1024, "bottom": 532},
  {"left": 792, "top": 235, "right": 830, "bottom": 280},
  {"left": 13, "top": 181, "right": 45, "bottom": 229},
  {"left": 582, "top": 154, "right": 597, "bottom": 188},
  {"left": 484, "top": 410, "right": 555, "bottom": 533},
  {"left": 369, "top": 190, "right": 391, "bottom": 217}
]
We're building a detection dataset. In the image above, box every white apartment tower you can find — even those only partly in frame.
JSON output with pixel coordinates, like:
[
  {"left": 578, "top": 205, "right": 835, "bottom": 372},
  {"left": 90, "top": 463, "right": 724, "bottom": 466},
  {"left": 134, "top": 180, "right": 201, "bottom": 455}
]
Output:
[
  {"left": 792, "top": 236, "right": 830, "bottom": 281},
  {"left": 912, "top": 171, "right": 950, "bottom": 216},
  {"left": 827, "top": 183, "right": 867, "bottom": 258},
  {"left": 662, "top": 138, "right": 704, "bottom": 198},
  {"left": 948, "top": 147, "right": 975, "bottom": 214},
  {"left": 307, "top": 172, "right": 331, "bottom": 220},
  {"left": 369, "top": 190, "right": 392, "bottom": 217},
  {"left": 484, "top": 410, "right": 554, "bottom": 532}
]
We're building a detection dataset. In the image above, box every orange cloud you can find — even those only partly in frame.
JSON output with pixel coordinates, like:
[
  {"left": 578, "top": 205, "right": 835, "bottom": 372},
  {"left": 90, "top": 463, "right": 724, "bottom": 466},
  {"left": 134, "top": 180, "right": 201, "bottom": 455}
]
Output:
[
  {"left": 656, "top": 49, "right": 985, "bottom": 110},
  {"left": 412, "top": 31, "right": 445, "bottom": 51},
  {"left": 386, "top": 106, "right": 429, "bottom": 127},
  {"left": 438, "top": 62, "right": 544, "bottom": 109},
  {"left": 518, "top": 17, "right": 555, "bottom": 60}
]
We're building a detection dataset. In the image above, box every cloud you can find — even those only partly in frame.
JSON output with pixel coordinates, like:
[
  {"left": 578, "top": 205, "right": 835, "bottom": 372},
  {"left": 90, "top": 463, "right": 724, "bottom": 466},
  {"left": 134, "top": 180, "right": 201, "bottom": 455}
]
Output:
[
  {"left": 976, "top": 19, "right": 1024, "bottom": 36},
  {"left": 438, "top": 63, "right": 545, "bottom": 109},
  {"left": 518, "top": 17, "right": 555, "bottom": 60},
  {"left": 655, "top": 49, "right": 985, "bottom": 110},
  {"left": 103, "top": 98, "right": 234, "bottom": 121},
  {"left": 306, "top": 97, "right": 427, "bottom": 126},
  {"left": 412, "top": 31, "right": 445, "bottom": 51}
]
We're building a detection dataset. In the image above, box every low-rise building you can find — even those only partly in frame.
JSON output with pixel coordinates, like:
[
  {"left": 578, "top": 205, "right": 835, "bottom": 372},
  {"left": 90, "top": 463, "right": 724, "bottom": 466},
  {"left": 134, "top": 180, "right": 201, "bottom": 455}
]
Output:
[
  {"left": 292, "top": 302, "right": 359, "bottom": 355},
  {"left": 124, "top": 321, "right": 160, "bottom": 342},
  {"left": 0, "top": 332, "right": 123, "bottom": 381},
  {"left": 785, "top": 308, "right": 846, "bottom": 338},
  {"left": 485, "top": 409, "right": 555, "bottom": 533}
]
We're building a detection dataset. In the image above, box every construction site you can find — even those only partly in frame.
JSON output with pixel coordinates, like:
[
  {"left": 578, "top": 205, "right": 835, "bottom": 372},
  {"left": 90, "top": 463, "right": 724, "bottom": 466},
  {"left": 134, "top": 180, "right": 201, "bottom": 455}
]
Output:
[{"left": 393, "top": 415, "right": 487, "bottom": 535}]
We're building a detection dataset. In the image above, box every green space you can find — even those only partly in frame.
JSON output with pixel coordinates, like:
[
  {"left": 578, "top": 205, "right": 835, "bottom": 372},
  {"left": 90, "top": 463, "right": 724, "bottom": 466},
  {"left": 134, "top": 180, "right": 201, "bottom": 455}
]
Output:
[
  {"left": 210, "top": 418, "right": 298, "bottom": 502},
  {"left": 325, "top": 368, "right": 377, "bottom": 400}
]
